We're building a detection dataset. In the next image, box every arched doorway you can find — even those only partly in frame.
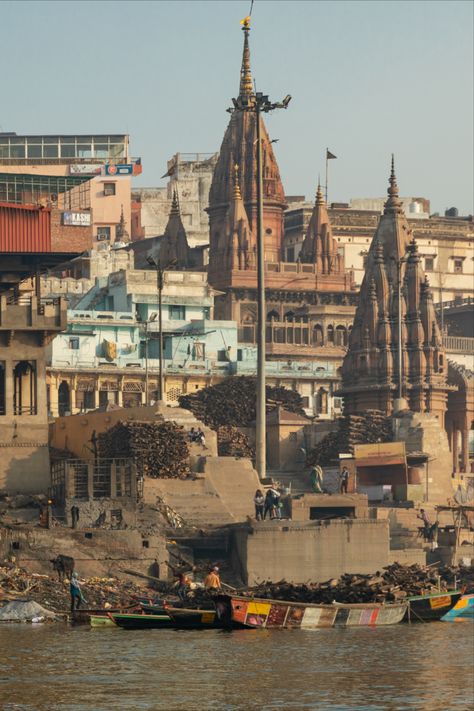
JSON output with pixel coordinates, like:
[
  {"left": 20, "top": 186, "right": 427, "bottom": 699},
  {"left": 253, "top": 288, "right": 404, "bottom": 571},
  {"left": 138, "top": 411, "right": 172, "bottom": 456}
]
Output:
[
  {"left": 58, "top": 381, "right": 71, "bottom": 416},
  {"left": 13, "top": 361, "right": 37, "bottom": 415}
]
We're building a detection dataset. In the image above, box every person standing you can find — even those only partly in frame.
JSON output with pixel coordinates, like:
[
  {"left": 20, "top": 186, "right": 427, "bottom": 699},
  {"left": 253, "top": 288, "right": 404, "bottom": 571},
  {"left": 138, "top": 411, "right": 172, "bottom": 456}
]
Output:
[
  {"left": 340, "top": 466, "right": 350, "bottom": 494},
  {"left": 269, "top": 487, "right": 281, "bottom": 519},
  {"left": 204, "top": 566, "right": 221, "bottom": 591},
  {"left": 70, "top": 572, "right": 85, "bottom": 612},
  {"left": 254, "top": 489, "right": 265, "bottom": 520},
  {"left": 310, "top": 465, "right": 324, "bottom": 493}
]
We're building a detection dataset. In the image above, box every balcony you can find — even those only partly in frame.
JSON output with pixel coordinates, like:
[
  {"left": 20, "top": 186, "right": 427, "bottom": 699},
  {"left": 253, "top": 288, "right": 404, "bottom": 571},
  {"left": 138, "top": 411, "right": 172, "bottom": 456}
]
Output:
[
  {"left": 0, "top": 295, "right": 66, "bottom": 331},
  {"left": 443, "top": 335, "right": 474, "bottom": 354}
]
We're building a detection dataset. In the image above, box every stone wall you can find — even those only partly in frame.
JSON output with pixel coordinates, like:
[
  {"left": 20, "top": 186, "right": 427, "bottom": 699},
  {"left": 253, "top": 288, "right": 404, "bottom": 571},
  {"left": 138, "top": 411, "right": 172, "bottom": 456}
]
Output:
[{"left": 232, "top": 519, "right": 390, "bottom": 585}]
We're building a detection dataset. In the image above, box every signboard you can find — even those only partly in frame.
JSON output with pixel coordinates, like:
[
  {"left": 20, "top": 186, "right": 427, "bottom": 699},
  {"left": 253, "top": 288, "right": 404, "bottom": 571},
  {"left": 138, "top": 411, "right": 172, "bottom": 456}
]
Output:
[
  {"left": 103, "top": 164, "right": 133, "bottom": 176},
  {"left": 62, "top": 211, "right": 91, "bottom": 227},
  {"left": 69, "top": 164, "right": 102, "bottom": 175}
]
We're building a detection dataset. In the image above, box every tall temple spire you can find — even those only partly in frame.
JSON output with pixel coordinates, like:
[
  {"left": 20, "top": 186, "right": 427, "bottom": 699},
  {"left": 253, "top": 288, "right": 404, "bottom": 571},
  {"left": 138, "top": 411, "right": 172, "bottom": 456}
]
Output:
[
  {"left": 384, "top": 154, "right": 403, "bottom": 215},
  {"left": 116, "top": 204, "right": 129, "bottom": 243},
  {"left": 239, "top": 17, "right": 254, "bottom": 99},
  {"left": 232, "top": 163, "right": 242, "bottom": 200},
  {"left": 170, "top": 189, "right": 180, "bottom": 215},
  {"left": 315, "top": 180, "right": 324, "bottom": 206}
]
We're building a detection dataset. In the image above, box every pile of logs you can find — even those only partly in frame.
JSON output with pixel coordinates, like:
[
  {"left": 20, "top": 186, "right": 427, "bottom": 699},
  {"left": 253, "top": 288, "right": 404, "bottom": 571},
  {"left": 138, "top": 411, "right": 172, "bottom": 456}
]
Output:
[
  {"left": 307, "top": 410, "right": 392, "bottom": 466},
  {"left": 246, "top": 563, "right": 474, "bottom": 604},
  {"left": 98, "top": 420, "right": 190, "bottom": 479},
  {"left": 179, "top": 376, "right": 306, "bottom": 430},
  {"left": 217, "top": 426, "right": 255, "bottom": 459}
]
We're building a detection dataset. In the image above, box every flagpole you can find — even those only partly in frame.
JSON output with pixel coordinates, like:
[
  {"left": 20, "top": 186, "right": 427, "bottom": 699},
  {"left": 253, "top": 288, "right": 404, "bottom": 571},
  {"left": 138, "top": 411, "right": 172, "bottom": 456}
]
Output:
[{"left": 325, "top": 147, "right": 329, "bottom": 204}]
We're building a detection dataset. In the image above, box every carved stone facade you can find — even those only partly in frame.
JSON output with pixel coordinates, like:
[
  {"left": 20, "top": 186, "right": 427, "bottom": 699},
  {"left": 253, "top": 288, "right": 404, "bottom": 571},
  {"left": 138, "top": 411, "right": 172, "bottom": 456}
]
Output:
[{"left": 340, "top": 160, "right": 450, "bottom": 424}]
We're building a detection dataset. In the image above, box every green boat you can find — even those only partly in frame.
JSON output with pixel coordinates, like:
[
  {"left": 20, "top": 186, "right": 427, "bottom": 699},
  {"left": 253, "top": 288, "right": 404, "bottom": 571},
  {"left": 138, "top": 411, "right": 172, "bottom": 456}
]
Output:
[
  {"left": 405, "top": 590, "right": 463, "bottom": 622},
  {"left": 110, "top": 612, "right": 174, "bottom": 630},
  {"left": 90, "top": 615, "right": 116, "bottom": 628}
]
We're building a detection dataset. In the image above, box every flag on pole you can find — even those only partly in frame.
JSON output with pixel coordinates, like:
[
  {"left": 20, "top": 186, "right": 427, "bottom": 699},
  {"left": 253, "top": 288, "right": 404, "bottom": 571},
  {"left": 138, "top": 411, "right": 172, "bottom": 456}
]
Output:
[{"left": 326, "top": 149, "right": 337, "bottom": 160}]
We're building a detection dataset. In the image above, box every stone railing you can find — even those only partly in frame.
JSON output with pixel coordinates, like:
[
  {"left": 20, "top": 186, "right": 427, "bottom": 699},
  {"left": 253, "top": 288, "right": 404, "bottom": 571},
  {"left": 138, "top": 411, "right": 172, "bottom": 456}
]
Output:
[{"left": 443, "top": 335, "right": 474, "bottom": 353}]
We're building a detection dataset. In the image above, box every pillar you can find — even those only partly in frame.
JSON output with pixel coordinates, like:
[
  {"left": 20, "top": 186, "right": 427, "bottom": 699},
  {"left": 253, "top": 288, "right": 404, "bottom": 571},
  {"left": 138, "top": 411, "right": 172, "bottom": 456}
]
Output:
[
  {"left": 94, "top": 387, "right": 100, "bottom": 409},
  {"left": 49, "top": 378, "right": 59, "bottom": 417},
  {"left": 461, "top": 421, "right": 469, "bottom": 473},
  {"left": 117, "top": 390, "right": 123, "bottom": 407},
  {"left": 70, "top": 388, "right": 77, "bottom": 415},
  {"left": 452, "top": 425, "right": 459, "bottom": 473}
]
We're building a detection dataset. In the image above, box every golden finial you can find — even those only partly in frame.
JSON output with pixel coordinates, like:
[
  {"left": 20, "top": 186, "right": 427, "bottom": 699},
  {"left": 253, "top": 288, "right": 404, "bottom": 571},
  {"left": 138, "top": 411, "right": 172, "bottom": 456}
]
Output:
[
  {"left": 315, "top": 180, "right": 324, "bottom": 205},
  {"left": 232, "top": 163, "right": 242, "bottom": 200},
  {"left": 384, "top": 154, "right": 403, "bottom": 214},
  {"left": 239, "top": 16, "right": 254, "bottom": 98}
]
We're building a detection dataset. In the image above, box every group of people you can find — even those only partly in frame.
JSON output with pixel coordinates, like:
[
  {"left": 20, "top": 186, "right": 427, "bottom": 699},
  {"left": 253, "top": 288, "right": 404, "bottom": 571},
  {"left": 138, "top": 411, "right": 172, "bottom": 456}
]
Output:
[
  {"left": 175, "top": 565, "right": 222, "bottom": 600},
  {"left": 309, "top": 465, "right": 350, "bottom": 494},
  {"left": 189, "top": 427, "right": 206, "bottom": 446},
  {"left": 254, "top": 487, "right": 283, "bottom": 520}
]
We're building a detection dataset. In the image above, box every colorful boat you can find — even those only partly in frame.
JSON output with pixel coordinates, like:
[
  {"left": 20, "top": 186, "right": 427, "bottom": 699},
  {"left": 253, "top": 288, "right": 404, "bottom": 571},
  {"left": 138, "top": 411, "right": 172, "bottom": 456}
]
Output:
[
  {"left": 218, "top": 594, "right": 407, "bottom": 629},
  {"left": 90, "top": 615, "right": 116, "bottom": 628},
  {"left": 441, "top": 594, "right": 474, "bottom": 622},
  {"left": 405, "top": 590, "right": 463, "bottom": 622}
]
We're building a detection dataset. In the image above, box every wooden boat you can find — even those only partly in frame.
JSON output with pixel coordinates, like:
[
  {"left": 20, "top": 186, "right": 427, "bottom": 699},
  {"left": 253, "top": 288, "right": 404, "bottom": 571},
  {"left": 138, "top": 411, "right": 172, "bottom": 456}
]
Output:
[
  {"left": 109, "top": 611, "right": 175, "bottom": 630},
  {"left": 70, "top": 605, "right": 138, "bottom": 625},
  {"left": 405, "top": 590, "right": 463, "bottom": 622},
  {"left": 167, "top": 607, "right": 224, "bottom": 629},
  {"left": 90, "top": 615, "right": 116, "bottom": 628},
  {"left": 217, "top": 594, "right": 407, "bottom": 629},
  {"left": 441, "top": 593, "right": 474, "bottom": 622}
]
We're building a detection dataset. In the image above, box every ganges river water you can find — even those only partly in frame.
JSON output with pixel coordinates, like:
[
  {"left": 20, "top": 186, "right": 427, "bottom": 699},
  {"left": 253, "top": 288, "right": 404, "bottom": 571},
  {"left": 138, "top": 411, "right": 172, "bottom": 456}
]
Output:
[{"left": 0, "top": 622, "right": 473, "bottom": 711}]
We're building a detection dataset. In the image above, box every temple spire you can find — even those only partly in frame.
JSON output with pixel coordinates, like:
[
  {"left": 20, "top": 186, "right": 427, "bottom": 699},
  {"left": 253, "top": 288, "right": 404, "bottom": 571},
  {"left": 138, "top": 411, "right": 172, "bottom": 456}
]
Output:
[
  {"left": 239, "top": 17, "right": 254, "bottom": 99},
  {"left": 170, "top": 189, "right": 180, "bottom": 216},
  {"left": 315, "top": 180, "right": 324, "bottom": 205},
  {"left": 384, "top": 154, "right": 403, "bottom": 215}
]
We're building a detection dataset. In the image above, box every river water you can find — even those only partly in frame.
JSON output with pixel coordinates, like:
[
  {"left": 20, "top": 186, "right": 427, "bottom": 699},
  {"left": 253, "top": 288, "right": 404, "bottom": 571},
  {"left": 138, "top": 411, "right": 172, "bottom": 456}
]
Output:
[{"left": 0, "top": 622, "right": 472, "bottom": 711}]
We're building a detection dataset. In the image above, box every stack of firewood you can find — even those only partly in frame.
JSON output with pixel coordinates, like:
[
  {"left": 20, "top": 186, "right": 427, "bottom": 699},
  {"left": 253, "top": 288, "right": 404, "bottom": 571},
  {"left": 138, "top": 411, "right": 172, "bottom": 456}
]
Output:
[
  {"left": 97, "top": 420, "right": 190, "bottom": 479},
  {"left": 307, "top": 410, "right": 392, "bottom": 466},
  {"left": 217, "top": 426, "right": 255, "bottom": 459},
  {"left": 246, "top": 563, "right": 474, "bottom": 604},
  {"left": 179, "top": 376, "right": 306, "bottom": 430}
]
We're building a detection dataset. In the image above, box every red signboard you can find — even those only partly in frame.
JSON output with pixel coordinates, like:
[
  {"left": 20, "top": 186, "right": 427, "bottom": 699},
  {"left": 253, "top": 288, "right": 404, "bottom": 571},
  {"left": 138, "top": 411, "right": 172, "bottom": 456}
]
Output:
[{"left": 0, "top": 202, "right": 51, "bottom": 252}]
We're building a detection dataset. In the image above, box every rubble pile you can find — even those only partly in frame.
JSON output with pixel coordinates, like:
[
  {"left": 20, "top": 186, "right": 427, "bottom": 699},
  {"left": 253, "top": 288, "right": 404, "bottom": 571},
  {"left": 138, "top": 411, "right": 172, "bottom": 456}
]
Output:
[
  {"left": 179, "top": 376, "right": 305, "bottom": 430},
  {"left": 98, "top": 420, "right": 190, "bottom": 479},
  {"left": 246, "top": 563, "right": 474, "bottom": 604},
  {"left": 217, "top": 426, "right": 255, "bottom": 459},
  {"left": 307, "top": 410, "right": 392, "bottom": 466},
  {"left": 0, "top": 564, "right": 149, "bottom": 612}
]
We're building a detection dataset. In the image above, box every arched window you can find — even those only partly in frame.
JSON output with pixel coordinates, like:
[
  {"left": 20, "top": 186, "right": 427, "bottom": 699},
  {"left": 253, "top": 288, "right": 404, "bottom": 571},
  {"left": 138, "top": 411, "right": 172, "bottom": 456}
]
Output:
[
  {"left": 313, "top": 324, "right": 324, "bottom": 346},
  {"left": 335, "top": 325, "right": 348, "bottom": 347},
  {"left": 316, "top": 388, "right": 328, "bottom": 414},
  {"left": 13, "top": 360, "right": 37, "bottom": 415},
  {"left": 267, "top": 309, "right": 279, "bottom": 322},
  {"left": 284, "top": 311, "right": 295, "bottom": 322},
  {"left": 58, "top": 381, "right": 71, "bottom": 417},
  {"left": 327, "top": 325, "right": 334, "bottom": 343}
]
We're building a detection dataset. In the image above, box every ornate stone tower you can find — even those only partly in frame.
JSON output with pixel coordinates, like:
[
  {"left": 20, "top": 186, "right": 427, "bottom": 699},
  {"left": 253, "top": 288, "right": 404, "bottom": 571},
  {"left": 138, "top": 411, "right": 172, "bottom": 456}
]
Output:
[
  {"left": 208, "top": 21, "right": 286, "bottom": 288},
  {"left": 299, "top": 183, "right": 344, "bottom": 274},
  {"left": 158, "top": 190, "right": 191, "bottom": 268},
  {"left": 340, "top": 158, "right": 449, "bottom": 423}
]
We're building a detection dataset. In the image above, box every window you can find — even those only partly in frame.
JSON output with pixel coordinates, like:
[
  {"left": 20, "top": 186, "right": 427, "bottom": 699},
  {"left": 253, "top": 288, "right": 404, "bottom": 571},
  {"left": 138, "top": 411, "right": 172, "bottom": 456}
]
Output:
[
  {"left": 203, "top": 307, "right": 210, "bottom": 319},
  {"left": 287, "top": 247, "right": 295, "bottom": 262},
  {"left": 97, "top": 226, "right": 111, "bottom": 241},
  {"left": 301, "top": 396, "right": 310, "bottom": 408},
  {"left": 103, "top": 182, "right": 116, "bottom": 196},
  {"left": 237, "top": 349, "right": 243, "bottom": 361},
  {"left": 217, "top": 348, "right": 231, "bottom": 362},
  {"left": 68, "top": 337, "right": 80, "bottom": 350},
  {"left": 425, "top": 257, "right": 434, "bottom": 272},
  {"left": 168, "top": 305, "right": 185, "bottom": 320},
  {"left": 453, "top": 259, "right": 463, "bottom": 274}
]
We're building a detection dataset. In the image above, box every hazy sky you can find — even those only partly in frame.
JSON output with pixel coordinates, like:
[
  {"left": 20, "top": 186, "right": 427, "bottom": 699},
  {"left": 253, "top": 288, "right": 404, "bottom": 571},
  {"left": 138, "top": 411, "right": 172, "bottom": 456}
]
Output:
[{"left": 0, "top": 0, "right": 472, "bottom": 214}]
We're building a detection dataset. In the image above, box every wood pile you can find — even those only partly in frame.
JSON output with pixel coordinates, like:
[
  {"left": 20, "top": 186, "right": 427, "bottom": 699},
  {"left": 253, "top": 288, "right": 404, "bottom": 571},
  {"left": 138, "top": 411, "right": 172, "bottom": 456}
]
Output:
[
  {"left": 246, "top": 563, "right": 474, "bottom": 604},
  {"left": 98, "top": 420, "right": 190, "bottom": 479},
  {"left": 179, "top": 376, "right": 306, "bottom": 430},
  {"left": 307, "top": 410, "right": 392, "bottom": 466},
  {"left": 217, "top": 426, "right": 255, "bottom": 459}
]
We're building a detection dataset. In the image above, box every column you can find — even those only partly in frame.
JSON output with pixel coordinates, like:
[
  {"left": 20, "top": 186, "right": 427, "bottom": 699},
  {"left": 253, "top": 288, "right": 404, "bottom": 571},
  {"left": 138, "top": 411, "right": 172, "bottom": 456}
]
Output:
[
  {"left": 452, "top": 425, "right": 459, "bottom": 473},
  {"left": 49, "top": 377, "right": 59, "bottom": 417},
  {"left": 461, "top": 421, "right": 469, "bottom": 473},
  {"left": 70, "top": 388, "right": 77, "bottom": 415},
  {"left": 94, "top": 386, "right": 100, "bottom": 409},
  {"left": 117, "top": 390, "right": 123, "bottom": 407}
]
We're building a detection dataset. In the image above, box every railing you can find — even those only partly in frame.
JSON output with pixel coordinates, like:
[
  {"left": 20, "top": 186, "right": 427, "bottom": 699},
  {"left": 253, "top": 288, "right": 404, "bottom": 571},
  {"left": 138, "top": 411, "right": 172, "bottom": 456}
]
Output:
[
  {"left": 436, "top": 297, "right": 473, "bottom": 310},
  {"left": 443, "top": 336, "right": 474, "bottom": 353}
]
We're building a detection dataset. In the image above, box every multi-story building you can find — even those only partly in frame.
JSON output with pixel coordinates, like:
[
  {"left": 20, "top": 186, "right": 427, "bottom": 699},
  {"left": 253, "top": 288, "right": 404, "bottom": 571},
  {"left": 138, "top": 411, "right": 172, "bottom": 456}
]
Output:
[
  {"left": 284, "top": 202, "right": 474, "bottom": 300},
  {"left": 46, "top": 269, "right": 340, "bottom": 418},
  {"left": 132, "top": 152, "right": 218, "bottom": 246},
  {"left": 0, "top": 132, "right": 142, "bottom": 249},
  {"left": 0, "top": 201, "right": 83, "bottom": 493}
]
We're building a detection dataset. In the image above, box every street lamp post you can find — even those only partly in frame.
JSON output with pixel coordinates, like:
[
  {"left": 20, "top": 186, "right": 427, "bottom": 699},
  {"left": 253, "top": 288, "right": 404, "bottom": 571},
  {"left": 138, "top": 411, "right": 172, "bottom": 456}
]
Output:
[
  {"left": 147, "top": 257, "right": 176, "bottom": 402},
  {"left": 228, "top": 91, "right": 291, "bottom": 480}
]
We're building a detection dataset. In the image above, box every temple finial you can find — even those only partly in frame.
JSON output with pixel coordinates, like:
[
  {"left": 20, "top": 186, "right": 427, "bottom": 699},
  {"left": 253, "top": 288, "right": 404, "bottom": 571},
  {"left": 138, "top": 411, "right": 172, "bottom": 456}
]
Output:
[
  {"left": 315, "top": 179, "right": 324, "bottom": 205},
  {"left": 384, "top": 154, "right": 403, "bottom": 214},
  {"left": 239, "top": 16, "right": 254, "bottom": 99},
  {"left": 170, "top": 189, "right": 180, "bottom": 215},
  {"left": 232, "top": 163, "right": 242, "bottom": 200},
  {"left": 116, "top": 204, "right": 129, "bottom": 242}
]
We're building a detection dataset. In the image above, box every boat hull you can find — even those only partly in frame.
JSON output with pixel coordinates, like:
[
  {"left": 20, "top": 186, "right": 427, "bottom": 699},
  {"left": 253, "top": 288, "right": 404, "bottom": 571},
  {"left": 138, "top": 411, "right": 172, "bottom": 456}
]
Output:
[
  {"left": 223, "top": 595, "right": 407, "bottom": 629},
  {"left": 110, "top": 612, "right": 175, "bottom": 630},
  {"left": 405, "top": 591, "right": 462, "bottom": 622},
  {"left": 90, "top": 615, "right": 116, "bottom": 628},
  {"left": 441, "top": 594, "right": 474, "bottom": 622}
]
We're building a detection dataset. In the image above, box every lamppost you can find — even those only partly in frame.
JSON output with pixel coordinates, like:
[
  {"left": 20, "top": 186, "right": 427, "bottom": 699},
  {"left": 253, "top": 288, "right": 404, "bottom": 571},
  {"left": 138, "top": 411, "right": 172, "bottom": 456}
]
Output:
[
  {"left": 227, "top": 90, "right": 291, "bottom": 480},
  {"left": 146, "top": 256, "right": 177, "bottom": 402},
  {"left": 391, "top": 253, "right": 409, "bottom": 406},
  {"left": 143, "top": 313, "right": 157, "bottom": 405}
]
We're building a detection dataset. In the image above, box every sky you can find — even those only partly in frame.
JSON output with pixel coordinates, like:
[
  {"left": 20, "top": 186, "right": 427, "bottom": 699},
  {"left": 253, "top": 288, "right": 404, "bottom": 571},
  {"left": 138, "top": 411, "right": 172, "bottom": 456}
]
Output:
[{"left": 0, "top": 0, "right": 472, "bottom": 214}]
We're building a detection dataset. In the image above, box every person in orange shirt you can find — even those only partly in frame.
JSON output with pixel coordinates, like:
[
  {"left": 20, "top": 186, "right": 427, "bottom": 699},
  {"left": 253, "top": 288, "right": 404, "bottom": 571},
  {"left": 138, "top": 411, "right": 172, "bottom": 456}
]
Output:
[{"left": 204, "top": 566, "right": 221, "bottom": 591}]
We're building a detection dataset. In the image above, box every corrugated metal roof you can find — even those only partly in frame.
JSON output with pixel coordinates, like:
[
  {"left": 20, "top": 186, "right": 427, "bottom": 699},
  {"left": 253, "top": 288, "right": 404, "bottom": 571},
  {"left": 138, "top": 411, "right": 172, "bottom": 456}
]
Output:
[{"left": 0, "top": 201, "right": 51, "bottom": 252}]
